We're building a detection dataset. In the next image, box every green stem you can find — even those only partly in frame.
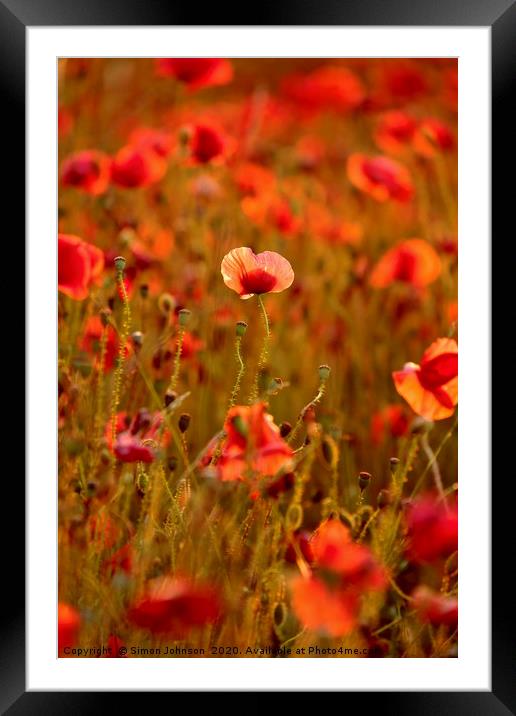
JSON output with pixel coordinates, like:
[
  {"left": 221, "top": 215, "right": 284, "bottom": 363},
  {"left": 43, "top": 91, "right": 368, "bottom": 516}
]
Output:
[{"left": 249, "top": 295, "right": 270, "bottom": 403}]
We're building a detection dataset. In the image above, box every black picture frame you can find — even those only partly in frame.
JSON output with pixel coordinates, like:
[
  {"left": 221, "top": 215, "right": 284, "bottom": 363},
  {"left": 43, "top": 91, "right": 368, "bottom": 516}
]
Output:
[{"left": 4, "top": 0, "right": 511, "bottom": 711}]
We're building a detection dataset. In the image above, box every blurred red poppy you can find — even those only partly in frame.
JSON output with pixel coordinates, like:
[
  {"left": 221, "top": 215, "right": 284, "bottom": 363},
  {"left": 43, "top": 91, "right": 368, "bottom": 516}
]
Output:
[
  {"left": 413, "top": 118, "right": 455, "bottom": 158},
  {"left": 188, "top": 123, "right": 229, "bottom": 164},
  {"left": 155, "top": 58, "right": 233, "bottom": 90},
  {"left": 347, "top": 154, "right": 414, "bottom": 202},
  {"left": 234, "top": 162, "right": 277, "bottom": 196},
  {"left": 371, "top": 404, "right": 409, "bottom": 445},
  {"left": 291, "top": 576, "right": 359, "bottom": 637},
  {"left": 58, "top": 602, "right": 81, "bottom": 654},
  {"left": 58, "top": 233, "right": 104, "bottom": 300},
  {"left": 60, "top": 149, "right": 111, "bottom": 195},
  {"left": 111, "top": 145, "right": 168, "bottom": 188},
  {"left": 282, "top": 65, "right": 365, "bottom": 113},
  {"left": 114, "top": 432, "right": 156, "bottom": 463},
  {"left": 128, "top": 575, "right": 222, "bottom": 636},
  {"left": 374, "top": 111, "right": 417, "bottom": 155},
  {"left": 369, "top": 238, "right": 442, "bottom": 289},
  {"left": 79, "top": 316, "right": 119, "bottom": 371},
  {"left": 412, "top": 586, "right": 458, "bottom": 627},
  {"left": 405, "top": 494, "right": 458, "bottom": 564},
  {"left": 221, "top": 247, "right": 294, "bottom": 299},
  {"left": 393, "top": 337, "right": 458, "bottom": 421}
]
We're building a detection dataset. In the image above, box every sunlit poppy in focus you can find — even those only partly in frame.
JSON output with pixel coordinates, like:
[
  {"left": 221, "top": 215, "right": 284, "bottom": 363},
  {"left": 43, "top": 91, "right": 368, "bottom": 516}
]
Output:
[
  {"left": 60, "top": 149, "right": 111, "bottom": 195},
  {"left": 412, "top": 118, "right": 455, "bottom": 158},
  {"left": 281, "top": 65, "right": 365, "bottom": 113},
  {"left": 393, "top": 337, "right": 458, "bottom": 421},
  {"left": 291, "top": 576, "right": 359, "bottom": 637},
  {"left": 369, "top": 239, "right": 442, "bottom": 289},
  {"left": 111, "top": 145, "right": 168, "bottom": 188},
  {"left": 58, "top": 602, "right": 81, "bottom": 654},
  {"left": 58, "top": 233, "right": 104, "bottom": 300},
  {"left": 155, "top": 58, "right": 233, "bottom": 90},
  {"left": 127, "top": 575, "right": 222, "bottom": 636},
  {"left": 371, "top": 404, "right": 409, "bottom": 445},
  {"left": 404, "top": 494, "right": 458, "bottom": 564},
  {"left": 207, "top": 402, "right": 294, "bottom": 482},
  {"left": 221, "top": 247, "right": 294, "bottom": 299},
  {"left": 374, "top": 111, "right": 417, "bottom": 155},
  {"left": 412, "top": 586, "right": 458, "bottom": 627},
  {"left": 347, "top": 154, "right": 414, "bottom": 202}
]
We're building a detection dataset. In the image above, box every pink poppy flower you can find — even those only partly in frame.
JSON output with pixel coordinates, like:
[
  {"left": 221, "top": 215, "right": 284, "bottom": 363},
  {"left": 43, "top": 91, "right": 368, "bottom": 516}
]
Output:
[{"left": 221, "top": 247, "right": 294, "bottom": 299}]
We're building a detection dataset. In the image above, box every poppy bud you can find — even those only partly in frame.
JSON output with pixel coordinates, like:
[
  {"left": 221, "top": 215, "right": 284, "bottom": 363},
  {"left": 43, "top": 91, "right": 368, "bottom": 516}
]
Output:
[
  {"left": 178, "top": 308, "right": 191, "bottom": 327},
  {"left": 114, "top": 256, "right": 126, "bottom": 274},
  {"left": 178, "top": 413, "right": 191, "bottom": 433},
  {"left": 389, "top": 457, "right": 400, "bottom": 473},
  {"left": 377, "top": 489, "right": 392, "bottom": 509},
  {"left": 235, "top": 320, "right": 248, "bottom": 337},
  {"left": 358, "top": 471, "right": 372, "bottom": 491},
  {"left": 139, "top": 284, "right": 149, "bottom": 299},
  {"left": 318, "top": 364, "right": 331, "bottom": 382},
  {"left": 280, "top": 421, "right": 292, "bottom": 438},
  {"left": 286, "top": 503, "right": 303, "bottom": 532},
  {"left": 164, "top": 389, "right": 177, "bottom": 407},
  {"left": 168, "top": 456, "right": 178, "bottom": 472},
  {"left": 131, "top": 331, "right": 144, "bottom": 349},
  {"left": 158, "top": 293, "right": 176, "bottom": 316}
]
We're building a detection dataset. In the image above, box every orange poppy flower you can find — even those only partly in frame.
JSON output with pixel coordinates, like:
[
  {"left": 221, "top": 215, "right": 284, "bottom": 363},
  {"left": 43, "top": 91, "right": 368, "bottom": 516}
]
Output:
[
  {"left": 111, "top": 145, "right": 168, "bottom": 188},
  {"left": 347, "top": 154, "right": 414, "bottom": 203},
  {"left": 412, "top": 117, "right": 455, "bottom": 158},
  {"left": 234, "top": 162, "right": 277, "bottom": 197},
  {"left": 127, "top": 575, "right": 222, "bottom": 636},
  {"left": 155, "top": 58, "right": 233, "bottom": 90},
  {"left": 241, "top": 193, "right": 302, "bottom": 236},
  {"left": 393, "top": 337, "right": 458, "bottom": 421},
  {"left": 369, "top": 238, "right": 442, "bottom": 289},
  {"left": 291, "top": 576, "right": 358, "bottom": 637},
  {"left": 58, "top": 602, "right": 81, "bottom": 654},
  {"left": 221, "top": 247, "right": 294, "bottom": 299},
  {"left": 60, "top": 149, "right": 111, "bottom": 195},
  {"left": 374, "top": 110, "right": 417, "bottom": 155},
  {"left": 281, "top": 65, "right": 365, "bottom": 113},
  {"left": 58, "top": 233, "right": 104, "bottom": 300},
  {"left": 207, "top": 402, "right": 294, "bottom": 482}
]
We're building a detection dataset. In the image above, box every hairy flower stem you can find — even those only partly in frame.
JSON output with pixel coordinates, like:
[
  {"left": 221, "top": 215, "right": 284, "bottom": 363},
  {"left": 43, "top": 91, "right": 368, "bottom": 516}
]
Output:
[
  {"left": 287, "top": 382, "right": 326, "bottom": 446},
  {"left": 249, "top": 295, "right": 270, "bottom": 403},
  {"left": 421, "top": 432, "right": 448, "bottom": 509},
  {"left": 168, "top": 326, "right": 186, "bottom": 395},
  {"left": 229, "top": 335, "right": 245, "bottom": 410},
  {"left": 110, "top": 265, "right": 131, "bottom": 446}
]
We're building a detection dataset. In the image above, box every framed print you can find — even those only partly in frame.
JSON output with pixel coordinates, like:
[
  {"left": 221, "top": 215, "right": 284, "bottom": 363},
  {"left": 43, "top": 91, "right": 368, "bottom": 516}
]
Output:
[{"left": 2, "top": 0, "right": 512, "bottom": 710}]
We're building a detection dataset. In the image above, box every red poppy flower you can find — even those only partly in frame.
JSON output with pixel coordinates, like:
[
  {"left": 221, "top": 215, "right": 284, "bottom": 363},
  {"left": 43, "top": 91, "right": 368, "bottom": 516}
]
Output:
[
  {"left": 385, "top": 63, "right": 427, "bottom": 101},
  {"left": 374, "top": 111, "right": 417, "bottom": 155},
  {"left": 393, "top": 337, "right": 458, "bottom": 421},
  {"left": 58, "top": 602, "right": 81, "bottom": 654},
  {"left": 207, "top": 402, "right": 294, "bottom": 482},
  {"left": 405, "top": 494, "right": 458, "bottom": 564},
  {"left": 111, "top": 145, "right": 168, "bottom": 188},
  {"left": 369, "top": 239, "right": 442, "bottom": 289},
  {"left": 221, "top": 247, "right": 294, "bottom": 299},
  {"left": 347, "top": 154, "right": 414, "bottom": 203},
  {"left": 155, "top": 58, "right": 233, "bottom": 90},
  {"left": 127, "top": 575, "right": 222, "bottom": 636},
  {"left": 114, "top": 432, "right": 156, "bottom": 463},
  {"left": 106, "top": 409, "right": 169, "bottom": 456},
  {"left": 412, "top": 586, "right": 458, "bottom": 627},
  {"left": 79, "top": 315, "right": 121, "bottom": 371},
  {"left": 129, "top": 127, "right": 173, "bottom": 158},
  {"left": 291, "top": 576, "right": 359, "bottom": 637},
  {"left": 371, "top": 405, "right": 409, "bottom": 445},
  {"left": 60, "top": 149, "right": 111, "bottom": 195},
  {"left": 413, "top": 118, "right": 455, "bottom": 158},
  {"left": 281, "top": 65, "right": 365, "bottom": 113},
  {"left": 187, "top": 123, "right": 227, "bottom": 164},
  {"left": 58, "top": 234, "right": 104, "bottom": 300}
]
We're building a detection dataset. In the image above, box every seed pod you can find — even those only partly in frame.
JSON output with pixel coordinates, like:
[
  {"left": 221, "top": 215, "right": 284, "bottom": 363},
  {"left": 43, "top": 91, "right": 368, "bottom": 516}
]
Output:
[
  {"left": 286, "top": 503, "right": 303, "bottom": 532},
  {"left": 318, "top": 364, "right": 331, "bottom": 382},
  {"left": 168, "top": 456, "right": 178, "bottom": 472},
  {"left": 113, "top": 256, "right": 126, "bottom": 273},
  {"left": 389, "top": 457, "right": 400, "bottom": 473},
  {"left": 280, "top": 421, "right": 292, "bottom": 438},
  {"left": 139, "top": 283, "right": 149, "bottom": 299},
  {"left": 235, "top": 320, "right": 248, "bottom": 337},
  {"left": 178, "top": 413, "right": 191, "bottom": 433},
  {"left": 178, "top": 308, "right": 191, "bottom": 327},
  {"left": 164, "top": 389, "right": 177, "bottom": 407},
  {"left": 358, "top": 471, "right": 372, "bottom": 491},
  {"left": 377, "top": 489, "right": 392, "bottom": 509},
  {"left": 131, "top": 331, "right": 144, "bottom": 349}
]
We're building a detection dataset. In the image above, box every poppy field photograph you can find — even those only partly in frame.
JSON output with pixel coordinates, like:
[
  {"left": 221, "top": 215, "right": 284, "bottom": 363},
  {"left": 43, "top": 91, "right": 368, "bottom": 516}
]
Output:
[{"left": 58, "top": 57, "right": 459, "bottom": 660}]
